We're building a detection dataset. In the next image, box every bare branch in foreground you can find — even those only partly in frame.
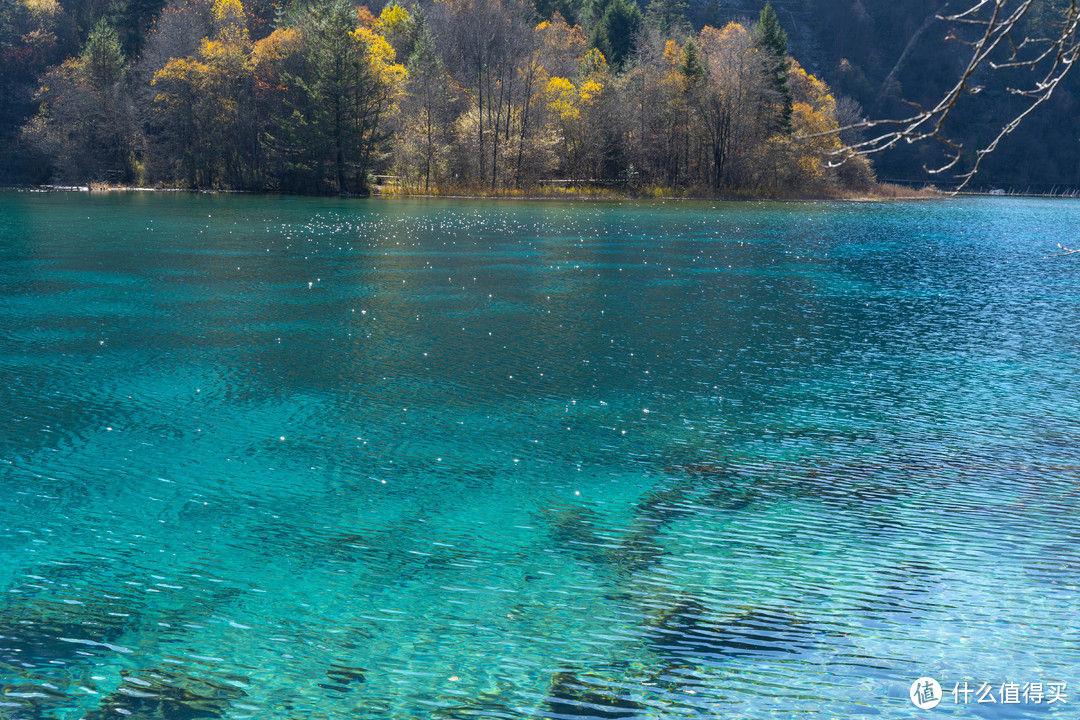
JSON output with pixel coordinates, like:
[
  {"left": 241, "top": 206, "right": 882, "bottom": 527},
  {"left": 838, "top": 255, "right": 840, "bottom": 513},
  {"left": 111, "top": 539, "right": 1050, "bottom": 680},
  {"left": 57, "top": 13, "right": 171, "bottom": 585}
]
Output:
[
  {"left": 1047, "top": 243, "right": 1080, "bottom": 257},
  {"left": 808, "top": 0, "right": 1080, "bottom": 190}
]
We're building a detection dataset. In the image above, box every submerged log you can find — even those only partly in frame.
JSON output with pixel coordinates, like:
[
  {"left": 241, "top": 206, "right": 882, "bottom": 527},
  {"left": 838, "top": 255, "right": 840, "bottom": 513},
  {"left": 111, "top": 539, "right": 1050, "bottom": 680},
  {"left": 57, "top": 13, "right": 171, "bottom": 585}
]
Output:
[
  {"left": 648, "top": 598, "right": 821, "bottom": 663},
  {"left": 85, "top": 668, "right": 247, "bottom": 720},
  {"left": 318, "top": 662, "right": 367, "bottom": 692},
  {"left": 543, "top": 670, "right": 643, "bottom": 720}
]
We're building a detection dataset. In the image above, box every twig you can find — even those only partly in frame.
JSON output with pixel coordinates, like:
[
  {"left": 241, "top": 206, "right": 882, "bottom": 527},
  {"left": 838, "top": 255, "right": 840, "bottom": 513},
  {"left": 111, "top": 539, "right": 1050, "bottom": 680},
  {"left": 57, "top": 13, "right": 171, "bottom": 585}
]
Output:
[
  {"left": 1047, "top": 243, "right": 1080, "bottom": 257},
  {"left": 808, "top": 0, "right": 1080, "bottom": 191}
]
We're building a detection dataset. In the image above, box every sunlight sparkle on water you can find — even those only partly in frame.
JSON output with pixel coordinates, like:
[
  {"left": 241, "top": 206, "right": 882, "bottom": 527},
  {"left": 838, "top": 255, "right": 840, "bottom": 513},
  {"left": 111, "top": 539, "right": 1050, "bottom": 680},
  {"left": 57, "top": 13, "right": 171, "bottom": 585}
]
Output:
[{"left": 0, "top": 193, "right": 1078, "bottom": 720}]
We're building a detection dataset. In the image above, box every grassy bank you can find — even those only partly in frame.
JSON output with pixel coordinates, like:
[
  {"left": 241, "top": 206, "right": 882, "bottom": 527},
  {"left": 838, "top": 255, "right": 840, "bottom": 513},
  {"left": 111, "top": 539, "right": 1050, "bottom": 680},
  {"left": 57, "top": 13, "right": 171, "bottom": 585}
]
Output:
[{"left": 373, "top": 181, "right": 943, "bottom": 202}]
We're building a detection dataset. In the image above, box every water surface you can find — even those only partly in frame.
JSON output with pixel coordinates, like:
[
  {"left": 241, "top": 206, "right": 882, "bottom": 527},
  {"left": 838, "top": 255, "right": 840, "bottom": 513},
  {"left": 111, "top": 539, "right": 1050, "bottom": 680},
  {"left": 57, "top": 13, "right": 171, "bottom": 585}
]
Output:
[{"left": 1, "top": 191, "right": 1079, "bottom": 719}]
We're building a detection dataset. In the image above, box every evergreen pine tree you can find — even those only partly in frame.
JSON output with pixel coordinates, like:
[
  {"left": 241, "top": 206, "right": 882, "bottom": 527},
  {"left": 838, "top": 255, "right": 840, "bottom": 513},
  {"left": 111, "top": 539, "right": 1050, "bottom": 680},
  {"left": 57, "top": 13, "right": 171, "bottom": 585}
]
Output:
[
  {"left": 703, "top": 0, "right": 722, "bottom": 30},
  {"left": 588, "top": 0, "right": 640, "bottom": 68},
  {"left": 644, "top": 0, "right": 688, "bottom": 36},
  {"left": 679, "top": 38, "right": 704, "bottom": 82},
  {"left": 534, "top": 0, "right": 582, "bottom": 26},
  {"left": 752, "top": 1, "right": 792, "bottom": 132},
  {"left": 81, "top": 19, "right": 126, "bottom": 88}
]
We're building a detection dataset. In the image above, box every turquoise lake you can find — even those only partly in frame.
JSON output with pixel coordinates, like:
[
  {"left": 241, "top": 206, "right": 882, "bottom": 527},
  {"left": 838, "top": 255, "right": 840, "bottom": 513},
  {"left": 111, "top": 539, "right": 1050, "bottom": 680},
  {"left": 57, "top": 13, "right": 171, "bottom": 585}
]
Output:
[{"left": 1, "top": 191, "right": 1079, "bottom": 719}]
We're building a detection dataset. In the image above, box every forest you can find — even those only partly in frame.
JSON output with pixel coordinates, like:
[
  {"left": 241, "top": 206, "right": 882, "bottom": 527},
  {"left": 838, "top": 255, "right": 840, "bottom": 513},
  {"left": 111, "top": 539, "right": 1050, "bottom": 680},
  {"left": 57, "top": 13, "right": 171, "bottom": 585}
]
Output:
[
  {"left": 1, "top": 0, "right": 1076, "bottom": 194},
  {"left": 0, "top": 0, "right": 878, "bottom": 196}
]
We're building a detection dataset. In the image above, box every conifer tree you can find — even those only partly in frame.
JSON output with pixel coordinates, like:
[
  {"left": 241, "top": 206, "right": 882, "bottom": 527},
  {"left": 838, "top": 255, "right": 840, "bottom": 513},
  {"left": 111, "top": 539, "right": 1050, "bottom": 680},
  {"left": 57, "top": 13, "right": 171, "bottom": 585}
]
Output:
[
  {"left": 752, "top": 1, "right": 791, "bottom": 132},
  {"left": 534, "top": 0, "right": 581, "bottom": 26},
  {"left": 588, "top": 0, "right": 639, "bottom": 68},
  {"left": 679, "top": 38, "right": 703, "bottom": 82},
  {"left": 81, "top": 18, "right": 126, "bottom": 88},
  {"left": 644, "top": 0, "right": 688, "bottom": 37},
  {"left": 106, "top": 0, "right": 168, "bottom": 56}
]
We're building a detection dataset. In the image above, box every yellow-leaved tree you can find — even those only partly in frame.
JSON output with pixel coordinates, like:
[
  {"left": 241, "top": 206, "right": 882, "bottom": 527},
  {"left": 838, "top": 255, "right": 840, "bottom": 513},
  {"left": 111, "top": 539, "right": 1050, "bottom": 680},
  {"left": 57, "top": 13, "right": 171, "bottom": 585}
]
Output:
[
  {"left": 762, "top": 60, "right": 873, "bottom": 193},
  {"left": 254, "top": 0, "right": 407, "bottom": 193},
  {"left": 375, "top": 2, "right": 414, "bottom": 60},
  {"left": 151, "top": 0, "right": 255, "bottom": 187},
  {"left": 541, "top": 45, "right": 611, "bottom": 182},
  {"left": 694, "top": 22, "right": 772, "bottom": 191},
  {"left": 620, "top": 31, "right": 701, "bottom": 187}
]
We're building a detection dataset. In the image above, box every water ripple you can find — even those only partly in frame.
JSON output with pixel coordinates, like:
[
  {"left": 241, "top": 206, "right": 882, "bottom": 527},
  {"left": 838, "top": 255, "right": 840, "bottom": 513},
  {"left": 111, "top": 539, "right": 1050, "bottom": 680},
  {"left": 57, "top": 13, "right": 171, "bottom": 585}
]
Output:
[{"left": 1, "top": 193, "right": 1079, "bottom": 719}]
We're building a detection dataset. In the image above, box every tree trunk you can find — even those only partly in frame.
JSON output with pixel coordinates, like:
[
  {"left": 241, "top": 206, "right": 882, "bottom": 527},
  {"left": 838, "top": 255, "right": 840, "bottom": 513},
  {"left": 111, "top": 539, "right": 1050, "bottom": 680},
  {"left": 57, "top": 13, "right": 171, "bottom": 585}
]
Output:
[{"left": 335, "top": 93, "right": 346, "bottom": 193}]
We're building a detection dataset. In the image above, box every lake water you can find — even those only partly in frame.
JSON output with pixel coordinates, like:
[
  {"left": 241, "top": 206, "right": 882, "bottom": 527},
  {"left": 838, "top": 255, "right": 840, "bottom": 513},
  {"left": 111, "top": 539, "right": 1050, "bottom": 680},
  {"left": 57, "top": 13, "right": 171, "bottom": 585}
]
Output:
[{"left": 1, "top": 191, "right": 1079, "bottom": 719}]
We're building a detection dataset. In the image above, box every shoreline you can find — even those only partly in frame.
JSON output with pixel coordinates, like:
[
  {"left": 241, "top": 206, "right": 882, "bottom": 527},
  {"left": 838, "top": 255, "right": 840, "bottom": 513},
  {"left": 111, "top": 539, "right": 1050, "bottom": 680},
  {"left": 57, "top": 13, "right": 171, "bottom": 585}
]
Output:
[
  {"left": 19, "top": 181, "right": 1080, "bottom": 200},
  {"left": 3, "top": 182, "right": 949, "bottom": 202}
]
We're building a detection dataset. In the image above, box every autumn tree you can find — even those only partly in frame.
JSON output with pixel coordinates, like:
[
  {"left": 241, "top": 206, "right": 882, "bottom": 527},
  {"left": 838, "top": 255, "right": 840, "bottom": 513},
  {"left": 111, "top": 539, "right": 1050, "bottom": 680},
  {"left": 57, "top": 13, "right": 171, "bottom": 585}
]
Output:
[
  {"left": 525, "top": 14, "right": 587, "bottom": 181},
  {"left": 350, "top": 13, "right": 409, "bottom": 190},
  {"left": 542, "top": 51, "right": 610, "bottom": 180},
  {"left": 21, "top": 19, "right": 136, "bottom": 182},
  {"left": 535, "top": 12, "right": 585, "bottom": 78},
  {"left": 137, "top": 0, "right": 214, "bottom": 77},
  {"left": 506, "top": 20, "right": 557, "bottom": 186},
  {"left": 433, "top": 0, "right": 534, "bottom": 188},
  {"left": 770, "top": 60, "right": 846, "bottom": 191},
  {"left": 695, "top": 21, "right": 772, "bottom": 189},
  {"left": 623, "top": 31, "right": 696, "bottom": 185},
  {"left": 149, "top": 0, "right": 256, "bottom": 187},
  {"left": 394, "top": 22, "right": 456, "bottom": 190},
  {"left": 786, "top": 60, "right": 874, "bottom": 189}
]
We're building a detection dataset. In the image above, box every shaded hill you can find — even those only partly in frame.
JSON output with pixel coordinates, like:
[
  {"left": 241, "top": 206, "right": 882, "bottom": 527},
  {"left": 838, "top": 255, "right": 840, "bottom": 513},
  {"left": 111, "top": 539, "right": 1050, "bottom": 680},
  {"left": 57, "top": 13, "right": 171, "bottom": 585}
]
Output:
[{"left": 715, "top": 0, "right": 1080, "bottom": 189}]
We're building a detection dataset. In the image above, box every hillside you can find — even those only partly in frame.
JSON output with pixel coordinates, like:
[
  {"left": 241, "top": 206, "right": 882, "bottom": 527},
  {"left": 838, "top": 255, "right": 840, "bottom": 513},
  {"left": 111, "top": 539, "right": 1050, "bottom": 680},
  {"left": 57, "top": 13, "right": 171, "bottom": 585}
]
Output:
[{"left": 760, "top": 0, "right": 1080, "bottom": 190}]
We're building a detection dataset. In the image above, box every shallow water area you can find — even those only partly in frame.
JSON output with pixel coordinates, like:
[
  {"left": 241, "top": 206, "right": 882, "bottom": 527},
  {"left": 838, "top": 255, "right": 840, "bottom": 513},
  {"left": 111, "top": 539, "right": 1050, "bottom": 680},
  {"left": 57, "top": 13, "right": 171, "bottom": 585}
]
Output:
[{"left": 1, "top": 191, "right": 1079, "bottom": 719}]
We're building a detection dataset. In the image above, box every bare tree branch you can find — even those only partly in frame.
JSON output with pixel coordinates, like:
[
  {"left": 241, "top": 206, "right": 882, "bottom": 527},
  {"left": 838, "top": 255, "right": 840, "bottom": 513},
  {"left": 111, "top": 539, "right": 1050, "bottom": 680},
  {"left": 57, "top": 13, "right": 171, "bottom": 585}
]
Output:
[
  {"left": 1048, "top": 243, "right": 1080, "bottom": 257},
  {"left": 809, "top": 0, "right": 1080, "bottom": 190}
]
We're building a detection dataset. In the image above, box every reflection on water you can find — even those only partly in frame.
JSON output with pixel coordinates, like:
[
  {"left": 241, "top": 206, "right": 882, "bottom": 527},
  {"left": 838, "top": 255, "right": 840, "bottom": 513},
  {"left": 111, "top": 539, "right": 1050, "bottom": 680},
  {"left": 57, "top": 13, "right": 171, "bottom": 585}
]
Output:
[{"left": 1, "top": 192, "right": 1079, "bottom": 719}]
